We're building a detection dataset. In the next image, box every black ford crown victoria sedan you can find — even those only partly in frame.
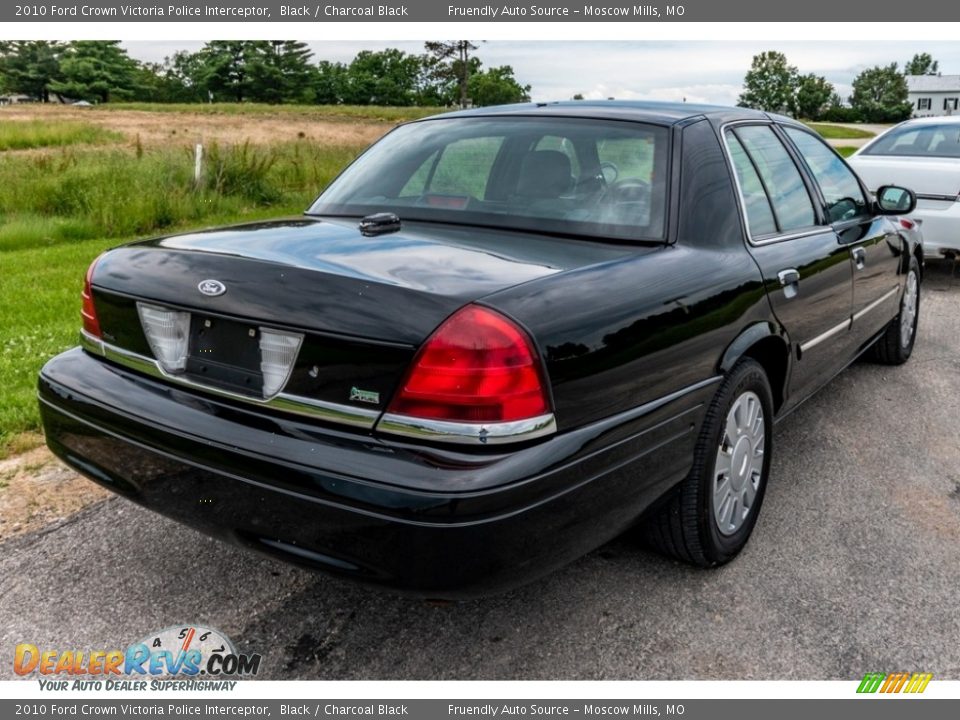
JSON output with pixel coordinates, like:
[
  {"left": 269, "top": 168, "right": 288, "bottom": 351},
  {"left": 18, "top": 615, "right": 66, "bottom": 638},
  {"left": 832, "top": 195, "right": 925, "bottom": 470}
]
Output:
[{"left": 39, "top": 102, "right": 922, "bottom": 596}]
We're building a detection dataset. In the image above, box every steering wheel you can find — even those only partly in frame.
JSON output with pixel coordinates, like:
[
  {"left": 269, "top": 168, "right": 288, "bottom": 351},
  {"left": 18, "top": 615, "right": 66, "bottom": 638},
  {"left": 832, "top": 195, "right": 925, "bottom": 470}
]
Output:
[
  {"left": 603, "top": 178, "right": 651, "bottom": 203},
  {"left": 599, "top": 161, "right": 619, "bottom": 185},
  {"left": 828, "top": 196, "right": 860, "bottom": 222},
  {"left": 591, "top": 179, "right": 652, "bottom": 223}
]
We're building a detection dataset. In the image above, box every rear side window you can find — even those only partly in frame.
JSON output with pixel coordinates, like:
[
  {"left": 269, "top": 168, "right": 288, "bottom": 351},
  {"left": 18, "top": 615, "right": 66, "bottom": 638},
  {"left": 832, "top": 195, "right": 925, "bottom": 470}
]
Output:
[
  {"left": 725, "top": 125, "right": 817, "bottom": 238},
  {"left": 784, "top": 128, "right": 868, "bottom": 223},
  {"left": 727, "top": 133, "right": 777, "bottom": 236},
  {"left": 733, "top": 125, "right": 816, "bottom": 233},
  {"left": 863, "top": 123, "right": 960, "bottom": 158}
]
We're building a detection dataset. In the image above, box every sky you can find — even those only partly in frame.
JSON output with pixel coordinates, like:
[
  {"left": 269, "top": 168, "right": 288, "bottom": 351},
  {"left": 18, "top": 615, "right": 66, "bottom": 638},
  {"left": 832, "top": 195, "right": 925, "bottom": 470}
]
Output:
[{"left": 122, "top": 41, "right": 960, "bottom": 106}]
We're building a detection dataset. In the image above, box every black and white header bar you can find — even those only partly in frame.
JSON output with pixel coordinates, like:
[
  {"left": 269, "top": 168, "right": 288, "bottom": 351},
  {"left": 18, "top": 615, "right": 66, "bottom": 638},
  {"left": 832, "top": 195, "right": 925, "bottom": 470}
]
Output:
[{"left": 4, "top": 0, "right": 957, "bottom": 23}]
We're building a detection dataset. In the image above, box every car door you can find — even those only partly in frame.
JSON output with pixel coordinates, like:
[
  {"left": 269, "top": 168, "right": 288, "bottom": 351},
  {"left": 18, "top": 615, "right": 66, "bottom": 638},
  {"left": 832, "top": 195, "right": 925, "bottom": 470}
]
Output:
[
  {"left": 724, "top": 123, "right": 854, "bottom": 410},
  {"left": 782, "top": 127, "right": 904, "bottom": 352}
]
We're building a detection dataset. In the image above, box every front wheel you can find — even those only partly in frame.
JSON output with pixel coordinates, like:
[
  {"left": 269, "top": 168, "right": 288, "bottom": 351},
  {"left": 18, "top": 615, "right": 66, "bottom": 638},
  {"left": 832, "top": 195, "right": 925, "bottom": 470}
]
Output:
[
  {"left": 870, "top": 257, "right": 920, "bottom": 365},
  {"left": 643, "top": 359, "right": 774, "bottom": 567}
]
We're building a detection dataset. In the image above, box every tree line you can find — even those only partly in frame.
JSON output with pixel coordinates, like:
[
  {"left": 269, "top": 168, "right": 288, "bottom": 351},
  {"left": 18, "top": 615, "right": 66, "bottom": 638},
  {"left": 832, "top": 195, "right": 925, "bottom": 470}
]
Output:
[
  {"left": 738, "top": 51, "right": 941, "bottom": 122},
  {"left": 0, "top": 40, "right": 532, "bottom": 108}
]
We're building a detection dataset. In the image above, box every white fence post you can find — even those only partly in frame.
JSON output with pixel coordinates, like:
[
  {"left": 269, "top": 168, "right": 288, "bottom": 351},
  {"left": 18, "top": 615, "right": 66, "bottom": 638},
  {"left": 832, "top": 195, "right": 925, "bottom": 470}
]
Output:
[{"left": 194, "top": 143, "right": 203, "bottom": 188}]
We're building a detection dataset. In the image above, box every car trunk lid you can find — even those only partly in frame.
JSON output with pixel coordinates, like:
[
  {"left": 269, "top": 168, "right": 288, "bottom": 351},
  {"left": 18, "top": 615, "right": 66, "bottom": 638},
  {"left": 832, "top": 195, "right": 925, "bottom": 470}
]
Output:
[
  {"left": 88, "top": 216, "right": 635, "bottom": 420},
  {"left": 851, "top": 155, "right": 960, "bottom": 201}
]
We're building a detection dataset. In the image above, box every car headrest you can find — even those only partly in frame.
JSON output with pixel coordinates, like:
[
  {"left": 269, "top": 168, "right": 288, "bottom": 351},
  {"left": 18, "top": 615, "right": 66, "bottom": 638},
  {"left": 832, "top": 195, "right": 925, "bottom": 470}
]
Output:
[{"left": 516, "top": 150, "right": 572, "bottom": 199}]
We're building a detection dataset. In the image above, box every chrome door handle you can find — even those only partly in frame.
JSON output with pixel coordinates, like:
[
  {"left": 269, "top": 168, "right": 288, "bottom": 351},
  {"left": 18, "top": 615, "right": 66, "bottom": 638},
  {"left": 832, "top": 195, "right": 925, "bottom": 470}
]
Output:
[
  {"left": 777, "top": 268, "right": 800, "bottom": 299},
  {"left": 778, "top": 268, "right": 800, "bottom": 286},
  {"left": 852, "top": 247, "right": 866, "bottom": 269}
]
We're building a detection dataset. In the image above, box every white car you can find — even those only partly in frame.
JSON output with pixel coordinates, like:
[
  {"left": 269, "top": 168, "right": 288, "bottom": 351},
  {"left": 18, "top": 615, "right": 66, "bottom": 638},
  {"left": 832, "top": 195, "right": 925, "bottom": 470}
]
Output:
[{"left": 850, "top": 116, "right": 960, "bottom": 260}]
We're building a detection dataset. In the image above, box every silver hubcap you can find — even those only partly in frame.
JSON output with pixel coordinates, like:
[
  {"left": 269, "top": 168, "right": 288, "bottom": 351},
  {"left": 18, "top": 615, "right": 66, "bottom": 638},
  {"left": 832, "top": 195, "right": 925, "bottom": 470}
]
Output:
[
  {"left": 900, "top": 270, "right": 918, "bottom": 349},
  {"left": 713, "top": 391, "right": 765, "bottom": 536}
]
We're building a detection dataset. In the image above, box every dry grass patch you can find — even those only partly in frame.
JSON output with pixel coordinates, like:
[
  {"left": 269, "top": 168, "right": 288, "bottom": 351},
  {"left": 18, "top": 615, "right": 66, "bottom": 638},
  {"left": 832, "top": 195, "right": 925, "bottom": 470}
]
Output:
[
  {"left": 1, "top": 104, "right": 393, "bottom": 151},
  {"left": 0, "top": 445, "right": 108, "bottom": 541}
]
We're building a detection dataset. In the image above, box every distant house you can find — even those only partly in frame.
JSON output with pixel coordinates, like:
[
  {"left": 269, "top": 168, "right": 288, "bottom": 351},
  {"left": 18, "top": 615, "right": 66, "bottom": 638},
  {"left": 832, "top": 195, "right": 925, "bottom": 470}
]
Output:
[
  {"left": 0, "top": 94, "right": 34, "bottom": 106},
  {"left": 906, "top": 75, "right": 960, "bottom": 118}
]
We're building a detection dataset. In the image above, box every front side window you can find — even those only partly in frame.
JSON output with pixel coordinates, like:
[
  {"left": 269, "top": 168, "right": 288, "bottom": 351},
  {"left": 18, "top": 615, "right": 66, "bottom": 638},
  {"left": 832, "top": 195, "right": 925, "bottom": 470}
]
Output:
[
  {"left": 784, "top": 128, "right": 868, "bottom": 223},
  {"left": 918, "top": 98, "right": 932, "bottom": 110},
  {"left": 730, "top": 125, "right": 816, "bottom": 233},
  {"left": 310, "top": 117, "right": 670, "bottom": 242},
  {"left": 864, "top": 122, "right": 960, "bottom": 158}
]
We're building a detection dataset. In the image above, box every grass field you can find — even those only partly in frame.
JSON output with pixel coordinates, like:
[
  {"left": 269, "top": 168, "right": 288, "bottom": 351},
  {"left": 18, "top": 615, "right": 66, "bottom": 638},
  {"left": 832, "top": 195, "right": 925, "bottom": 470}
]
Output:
[
  {"left": 0, "top": 140, "right": 363, "bottom": 252},
  {"left": 1, "top": 237, "right": 117, "bottom": 454},
  {"left": 0, "top": 104, "right": 387, "bottom": 456},
  {"left": 0, "top": 119, "right": 122, "bottom": 151},
  {"left": 805, "top": 123, "right": 877, "bottom": 140},
  {"left": 835, "top": 146, "right": 859, "bottom": 158}
]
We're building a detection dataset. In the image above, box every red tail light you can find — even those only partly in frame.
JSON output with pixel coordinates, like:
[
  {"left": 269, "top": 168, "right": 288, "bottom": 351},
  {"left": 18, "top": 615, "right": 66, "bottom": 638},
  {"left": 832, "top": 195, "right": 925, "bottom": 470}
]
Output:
[
  {"left": 81, "top": 255, "right": 103, "bottom": 338},
  {"left": 900, "top": 218, "right": 916, "bottom": 230},
  {"left": 387, "top": 305, "right": 551, "bottom": 423}
]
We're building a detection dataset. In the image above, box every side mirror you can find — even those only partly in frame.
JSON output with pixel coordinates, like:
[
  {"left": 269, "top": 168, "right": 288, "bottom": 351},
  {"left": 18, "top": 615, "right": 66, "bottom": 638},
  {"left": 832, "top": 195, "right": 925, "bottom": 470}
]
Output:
[{"left": 876, "top": 185, "right": 917, "bottom": 215}]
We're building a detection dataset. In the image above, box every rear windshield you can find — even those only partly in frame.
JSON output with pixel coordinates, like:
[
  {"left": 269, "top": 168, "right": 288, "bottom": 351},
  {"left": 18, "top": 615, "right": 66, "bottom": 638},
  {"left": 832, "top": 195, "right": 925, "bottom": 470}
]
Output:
[
  {"left": 863, "top": 123, "right": 960, "bottom": 158},
  {"left": 308, "top": 116, "right": 670, "bottom": 242}
]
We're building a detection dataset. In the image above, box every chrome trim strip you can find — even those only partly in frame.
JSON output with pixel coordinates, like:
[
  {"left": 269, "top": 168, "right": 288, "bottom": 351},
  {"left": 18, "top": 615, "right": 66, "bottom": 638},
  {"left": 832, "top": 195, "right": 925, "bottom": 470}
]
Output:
[
  {"left": 749, "top": 227, "right": 829, "bottom": 247},
  {"left": 852, "top": 285, "right": 900, "bottom": 322},
  {"left": 80, "top": 330, "right": 379, "bottom": 428},
  {"left": 377, "top": 412, "right": 558, "bottom": 446},
  {"left": 799, "top": 318, "right": 851, "bottom": 353},
  {"left": 915, "top": 193, "right": 960, "bottom": 203}
]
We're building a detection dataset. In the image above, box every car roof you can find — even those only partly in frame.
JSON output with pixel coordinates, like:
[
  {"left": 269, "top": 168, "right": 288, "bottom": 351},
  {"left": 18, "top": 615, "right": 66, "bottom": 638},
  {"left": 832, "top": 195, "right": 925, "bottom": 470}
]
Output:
[
  {"left": 894, "top": 115, "right": 960, "bottom": 127},
  {"left": 417, "top": 100, "right": 799, "bottom": 128}
]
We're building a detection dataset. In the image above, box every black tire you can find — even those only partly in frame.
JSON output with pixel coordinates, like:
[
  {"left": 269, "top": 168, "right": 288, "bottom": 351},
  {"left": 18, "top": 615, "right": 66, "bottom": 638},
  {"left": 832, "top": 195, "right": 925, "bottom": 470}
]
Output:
[
  {"left": 643, "top": 359, "right": 774, "bottom": 567},
  {"left": 870, "top": 257, "right": 920, "bottom": 366}
]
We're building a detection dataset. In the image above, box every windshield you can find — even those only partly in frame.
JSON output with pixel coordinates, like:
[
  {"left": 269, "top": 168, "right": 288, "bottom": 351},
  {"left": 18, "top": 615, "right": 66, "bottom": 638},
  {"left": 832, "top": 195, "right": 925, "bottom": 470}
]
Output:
[
  {"left": 863, "top": 123, "right": 960, "bottom": 158},
  {"left": 308, "top": 116, "right": 670, "bottom": 242}
]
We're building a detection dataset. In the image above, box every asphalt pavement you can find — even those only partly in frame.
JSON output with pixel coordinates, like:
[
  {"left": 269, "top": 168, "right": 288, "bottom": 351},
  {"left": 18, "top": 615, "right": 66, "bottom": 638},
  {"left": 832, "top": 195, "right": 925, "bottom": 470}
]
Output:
[{"left": 2, "top": 261, "right": 958, "bottom": 681}]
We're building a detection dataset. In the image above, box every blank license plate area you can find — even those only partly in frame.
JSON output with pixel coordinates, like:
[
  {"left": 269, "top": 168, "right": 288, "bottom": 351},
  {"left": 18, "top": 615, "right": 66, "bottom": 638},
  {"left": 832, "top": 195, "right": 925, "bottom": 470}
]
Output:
[{"left": 185, "top": 315, "right": 263, "bottom": 395}]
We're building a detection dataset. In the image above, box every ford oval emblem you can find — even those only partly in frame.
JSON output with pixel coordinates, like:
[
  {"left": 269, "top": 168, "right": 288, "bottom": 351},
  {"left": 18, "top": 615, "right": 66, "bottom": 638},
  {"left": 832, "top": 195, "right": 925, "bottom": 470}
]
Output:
[{"left": 198, "top": 279, "right": 226, "bottom": 297}]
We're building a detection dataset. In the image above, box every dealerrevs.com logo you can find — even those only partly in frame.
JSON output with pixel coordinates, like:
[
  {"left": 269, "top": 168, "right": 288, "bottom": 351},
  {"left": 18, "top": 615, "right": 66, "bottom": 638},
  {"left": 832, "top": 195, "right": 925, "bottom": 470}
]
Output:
[{"left": 14, "top": 625, "right": 261, "bottom": 691}]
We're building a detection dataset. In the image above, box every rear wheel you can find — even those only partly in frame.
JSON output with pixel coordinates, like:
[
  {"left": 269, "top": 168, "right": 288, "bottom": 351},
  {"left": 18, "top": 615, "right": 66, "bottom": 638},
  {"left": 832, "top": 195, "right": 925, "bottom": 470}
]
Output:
[
  {"left": 644, "top": 359, "right": 774, "bottom": 567},
  {"left": 871, "top": 257, "right": 920, "bottom": 365}
]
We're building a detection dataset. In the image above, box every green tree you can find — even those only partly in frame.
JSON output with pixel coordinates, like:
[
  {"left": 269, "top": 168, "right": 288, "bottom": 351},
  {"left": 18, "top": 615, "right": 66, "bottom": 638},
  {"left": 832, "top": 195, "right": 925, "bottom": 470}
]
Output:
[
  {"left": 794, "top": 74, "right": 834, "bottom": 120},
  {"left": 850, "top": 63, "right": 913, "bottom": 123},
  {"left": 247, "top": 41, "right": 315, "bottom": 104},
  {"left": 468, "top": 66, "right": 531, "bottom": 106},
  {"left": 737, "top": 51, "right": 798, "bottom": 114},
  {"left": 131, "top": 52, "right": 207, "bottom": 103},
  {"left": 904, "top": 53, "right": 939, "bottom": 76},
  {"left": 314, "top": 60, "right": 348, "bottom": 105},
  {"left": 424, "top": 40, "right": 478, "bottom": 108},
  {"left": 344, "top": 49, "right": 424, "bottom": 105},
  {"left": 48, "top": 41, "right": 139, "bottom": 103},
  {"left": 0, "top": 41, "right": 63, "bottom": 102},
  {"left": 572, "top": 93, "right": 585, "bottom": 100},
  {"left": 194, "top": 41, "right": 257, "bottom": 102},
  {"left": 164, "top": 50, "right": 208, "bottom": 102}
]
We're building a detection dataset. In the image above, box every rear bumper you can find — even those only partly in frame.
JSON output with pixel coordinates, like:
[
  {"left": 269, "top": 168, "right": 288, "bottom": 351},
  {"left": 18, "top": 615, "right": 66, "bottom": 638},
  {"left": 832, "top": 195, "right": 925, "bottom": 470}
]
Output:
[
  {"left": 913, "top": 199, "right": 960, "bottom": 257},
  {"left": 39, "top": 348, "right": 710, "bottom": 597}
]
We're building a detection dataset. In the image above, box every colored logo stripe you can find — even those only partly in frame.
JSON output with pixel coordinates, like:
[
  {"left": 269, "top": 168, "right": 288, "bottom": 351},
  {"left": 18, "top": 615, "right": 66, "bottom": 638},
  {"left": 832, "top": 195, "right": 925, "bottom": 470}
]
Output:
[
  {"left": 857, "top": 672, "right": 932, "bottom": 694},
  {"left": 904, "top": 673, "right": 933, "bottom": 693},
  {"left": 857, "top": 673, "right": 885, "bottom": 693}
]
